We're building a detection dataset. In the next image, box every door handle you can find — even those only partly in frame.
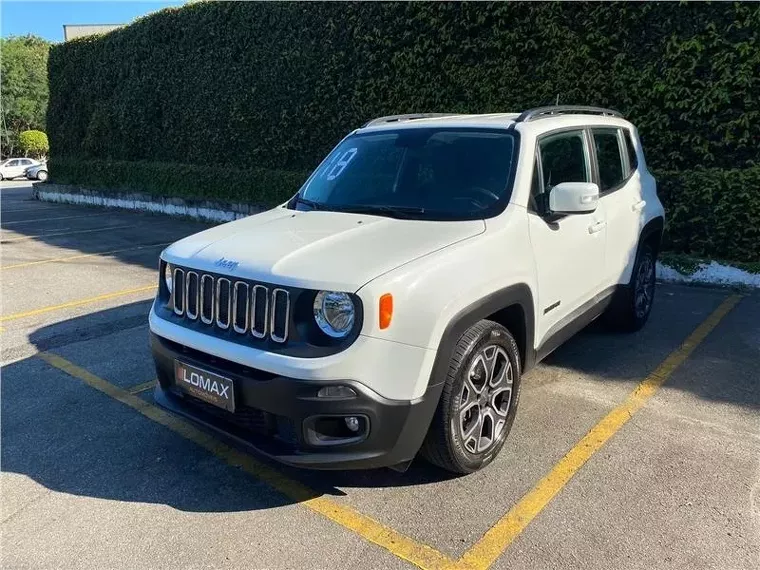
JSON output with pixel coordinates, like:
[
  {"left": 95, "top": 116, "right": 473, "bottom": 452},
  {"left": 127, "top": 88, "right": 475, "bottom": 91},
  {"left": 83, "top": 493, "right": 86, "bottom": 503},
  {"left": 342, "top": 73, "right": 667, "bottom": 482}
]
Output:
[
  {"left": 632, "top": 200, "right": 646, "bottom": 212},
  {"left": 588, "top": 220, "right": 607, "bottom": 234}
]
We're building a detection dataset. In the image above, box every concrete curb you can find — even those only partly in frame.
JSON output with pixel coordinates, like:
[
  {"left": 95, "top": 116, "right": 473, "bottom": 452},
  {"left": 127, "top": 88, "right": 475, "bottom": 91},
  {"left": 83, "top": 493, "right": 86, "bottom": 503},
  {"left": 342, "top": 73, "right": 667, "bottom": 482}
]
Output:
[{"left": 32, "top": 183, "right": 264, "bottom": 223}]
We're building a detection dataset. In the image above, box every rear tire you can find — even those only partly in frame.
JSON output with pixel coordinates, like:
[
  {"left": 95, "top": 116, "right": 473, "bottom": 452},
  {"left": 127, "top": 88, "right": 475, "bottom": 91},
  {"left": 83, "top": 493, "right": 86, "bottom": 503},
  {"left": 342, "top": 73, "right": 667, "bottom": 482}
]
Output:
[
  {"left": 421, "top": 320, "right": 522, "bottom": 474},
  {"left": 604, "top": 242, "right": 656, "bottom": 332}
]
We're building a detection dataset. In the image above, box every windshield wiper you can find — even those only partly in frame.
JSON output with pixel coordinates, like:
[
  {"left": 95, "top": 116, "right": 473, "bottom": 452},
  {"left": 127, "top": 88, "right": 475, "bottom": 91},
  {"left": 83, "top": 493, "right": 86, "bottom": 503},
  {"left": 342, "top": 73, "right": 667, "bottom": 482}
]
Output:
[
  {"left": 294, "top": 196, "right": 329, "bottom": 211},
  {"left": 336, "top": 204, "right": 428, "bottom": 219}
]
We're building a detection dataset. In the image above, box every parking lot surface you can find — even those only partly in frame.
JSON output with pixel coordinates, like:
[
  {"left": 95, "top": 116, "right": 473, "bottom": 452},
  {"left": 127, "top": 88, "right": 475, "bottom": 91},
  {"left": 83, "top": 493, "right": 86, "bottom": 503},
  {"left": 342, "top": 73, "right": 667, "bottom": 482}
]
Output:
[{"left": 2, "top": 179, "right": 759, "bottom": 570}]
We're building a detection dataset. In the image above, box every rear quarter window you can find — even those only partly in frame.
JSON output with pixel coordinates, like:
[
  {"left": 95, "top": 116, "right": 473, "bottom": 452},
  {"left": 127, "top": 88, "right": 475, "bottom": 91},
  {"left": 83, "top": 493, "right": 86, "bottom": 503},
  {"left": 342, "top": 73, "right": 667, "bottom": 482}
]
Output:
[{"left": 592, "top": 129, "right": 625, "bottom": 192}]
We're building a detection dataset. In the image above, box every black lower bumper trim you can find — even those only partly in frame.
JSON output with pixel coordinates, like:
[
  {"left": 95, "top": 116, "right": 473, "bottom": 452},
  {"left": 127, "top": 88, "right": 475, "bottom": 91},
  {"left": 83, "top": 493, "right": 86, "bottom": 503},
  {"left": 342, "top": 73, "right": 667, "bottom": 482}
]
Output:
[{"left": 150, "top": 332, "right": 443, "bottom": 470}]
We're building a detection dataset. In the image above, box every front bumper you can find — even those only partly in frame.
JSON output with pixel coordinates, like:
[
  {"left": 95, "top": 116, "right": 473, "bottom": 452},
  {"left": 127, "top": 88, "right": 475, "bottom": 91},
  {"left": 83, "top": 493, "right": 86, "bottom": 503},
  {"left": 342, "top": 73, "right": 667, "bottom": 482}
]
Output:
[{"left": 151, "top": 332, "right": 443, "bottom": 470}]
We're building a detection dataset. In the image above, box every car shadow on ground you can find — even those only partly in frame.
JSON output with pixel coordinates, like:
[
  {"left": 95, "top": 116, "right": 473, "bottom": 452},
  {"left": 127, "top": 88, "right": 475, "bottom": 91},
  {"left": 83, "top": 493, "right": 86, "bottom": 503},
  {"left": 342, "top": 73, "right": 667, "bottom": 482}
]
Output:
[{"left": 3, "top": 289, "right": 758, "bottom": 513}]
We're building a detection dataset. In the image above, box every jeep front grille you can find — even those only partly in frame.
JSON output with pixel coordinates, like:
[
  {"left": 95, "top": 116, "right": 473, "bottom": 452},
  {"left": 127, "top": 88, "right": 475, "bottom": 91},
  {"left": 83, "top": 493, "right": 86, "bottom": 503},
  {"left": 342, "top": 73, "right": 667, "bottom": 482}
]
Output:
[{"left": 171, "top": 268, "right": 290, "bottom": 343}]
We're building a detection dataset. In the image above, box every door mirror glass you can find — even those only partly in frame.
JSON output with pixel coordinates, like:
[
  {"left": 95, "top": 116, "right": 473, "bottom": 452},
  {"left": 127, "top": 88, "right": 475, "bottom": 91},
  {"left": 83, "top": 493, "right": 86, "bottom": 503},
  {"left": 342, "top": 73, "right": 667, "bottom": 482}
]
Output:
[{"left": 549, "top": 182, "right": 599, "bottom": 214}]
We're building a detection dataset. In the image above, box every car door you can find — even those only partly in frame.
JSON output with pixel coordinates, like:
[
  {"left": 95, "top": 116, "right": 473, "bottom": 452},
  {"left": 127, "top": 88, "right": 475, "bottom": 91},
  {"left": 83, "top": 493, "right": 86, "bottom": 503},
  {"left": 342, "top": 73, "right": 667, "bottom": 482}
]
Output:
[
  {"left": 4, "top": 160, "right": 21, "bottom": 178},
  {"left": 19, "top": 159, "right": 33, "bottom": 177},
  {"left": 590, "top": 127, "right": 643, "bottom": 288},
  {"left": 528, "top": 129, "right": 607, "bottom": 345}
]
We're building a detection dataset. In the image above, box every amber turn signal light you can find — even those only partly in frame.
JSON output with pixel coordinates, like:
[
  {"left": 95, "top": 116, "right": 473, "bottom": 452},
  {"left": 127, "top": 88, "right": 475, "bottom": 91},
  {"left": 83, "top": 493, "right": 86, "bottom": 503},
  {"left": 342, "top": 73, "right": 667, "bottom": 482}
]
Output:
[{"left": 379, "top": 293, "right": 393, "bottom": 329}]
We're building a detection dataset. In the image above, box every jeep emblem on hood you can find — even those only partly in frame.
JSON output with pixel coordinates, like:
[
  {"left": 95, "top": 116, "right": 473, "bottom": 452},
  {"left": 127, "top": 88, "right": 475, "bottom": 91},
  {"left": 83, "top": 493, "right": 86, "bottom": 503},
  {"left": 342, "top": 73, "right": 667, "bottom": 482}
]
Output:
[{"left": 214, "top": 257, "right": 239, "bottom": 271}]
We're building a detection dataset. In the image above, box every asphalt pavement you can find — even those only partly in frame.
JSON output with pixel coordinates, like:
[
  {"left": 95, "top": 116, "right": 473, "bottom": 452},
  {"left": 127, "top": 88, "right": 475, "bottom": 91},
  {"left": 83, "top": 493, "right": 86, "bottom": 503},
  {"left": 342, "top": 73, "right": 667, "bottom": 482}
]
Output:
[{"left": 2, "top": 179, "right": 758, "bottom": 570}]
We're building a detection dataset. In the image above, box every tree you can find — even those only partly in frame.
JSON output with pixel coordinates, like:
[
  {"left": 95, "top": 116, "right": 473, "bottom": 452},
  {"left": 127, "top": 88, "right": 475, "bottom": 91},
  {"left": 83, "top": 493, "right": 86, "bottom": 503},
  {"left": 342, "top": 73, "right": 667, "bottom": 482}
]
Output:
[
  {"left": 1, "top": 35, "right": 50, "bottom": 156},
  {"left": 18, "top": 130, "right": 48, "bottom": 158}
]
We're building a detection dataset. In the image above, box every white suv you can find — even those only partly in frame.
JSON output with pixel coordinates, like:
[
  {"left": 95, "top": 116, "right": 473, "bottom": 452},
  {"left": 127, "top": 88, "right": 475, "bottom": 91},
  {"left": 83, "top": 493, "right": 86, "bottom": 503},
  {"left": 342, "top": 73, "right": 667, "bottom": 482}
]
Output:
[{"left": 150, "top": 106, "right": 664, "bottom": 474}]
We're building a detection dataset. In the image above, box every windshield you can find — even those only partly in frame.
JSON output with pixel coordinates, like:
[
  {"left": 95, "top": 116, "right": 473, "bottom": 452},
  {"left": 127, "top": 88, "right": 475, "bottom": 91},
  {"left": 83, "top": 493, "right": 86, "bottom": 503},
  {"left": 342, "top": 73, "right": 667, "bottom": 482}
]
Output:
[{"left": 295, "top": 128, "right": 517, "bottom": 220}]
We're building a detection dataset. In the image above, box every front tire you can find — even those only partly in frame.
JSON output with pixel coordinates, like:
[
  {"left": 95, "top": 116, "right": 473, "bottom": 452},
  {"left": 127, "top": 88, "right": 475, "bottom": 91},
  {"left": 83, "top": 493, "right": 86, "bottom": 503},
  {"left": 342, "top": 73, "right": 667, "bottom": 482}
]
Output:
[
  {"left": 421, "top": 320, "right": 522, "bottom": 474},
  {"left": 36, "top": 170, "right": 48, "bottom": 182}
]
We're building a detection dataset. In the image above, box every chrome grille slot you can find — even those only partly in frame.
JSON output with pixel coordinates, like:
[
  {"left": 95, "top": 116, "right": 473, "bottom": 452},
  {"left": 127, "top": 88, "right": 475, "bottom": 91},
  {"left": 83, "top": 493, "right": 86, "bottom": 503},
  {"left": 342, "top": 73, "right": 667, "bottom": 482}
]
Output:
[
  {"left": 173, "top": 268, "right": 185, "bottom": 315},
  {"left": 251, "top": 285, "right": 269, "bottom": 338},
  {"left": 233, "top": 281, "right": 249, "bottom": 334},
  {"left": 215, "top": 278, "right": 231, "bottom": 329},
  {"left": 200, "top": 274, "right": 214, "bottom": 324},
  {"left": 185, "top": 272, "right": 199, "bottom": 320},
  {"left": 170, "top": 266, "right": 291, "bottom": 345},
  {"left": 270, "top": 289, "right": 290, "bottom": 343}
]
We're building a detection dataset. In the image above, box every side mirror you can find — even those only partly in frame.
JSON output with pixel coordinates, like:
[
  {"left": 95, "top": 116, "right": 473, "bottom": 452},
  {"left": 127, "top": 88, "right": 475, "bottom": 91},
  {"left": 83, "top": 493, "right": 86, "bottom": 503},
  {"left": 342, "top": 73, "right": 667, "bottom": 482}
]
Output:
[{"left": 548, "top": 182, "right": 599, "bottom": 215}]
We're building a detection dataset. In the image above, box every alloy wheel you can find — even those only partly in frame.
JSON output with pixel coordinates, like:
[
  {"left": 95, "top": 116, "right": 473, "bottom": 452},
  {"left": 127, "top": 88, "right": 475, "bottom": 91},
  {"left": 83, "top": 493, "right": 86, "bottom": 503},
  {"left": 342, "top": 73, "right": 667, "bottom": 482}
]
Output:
[
  {"left": 458, "top": 345, "right": 513, "bottom": 454},
  {"left": 634, "top": 253, "right": 655, "bottom": 319}
]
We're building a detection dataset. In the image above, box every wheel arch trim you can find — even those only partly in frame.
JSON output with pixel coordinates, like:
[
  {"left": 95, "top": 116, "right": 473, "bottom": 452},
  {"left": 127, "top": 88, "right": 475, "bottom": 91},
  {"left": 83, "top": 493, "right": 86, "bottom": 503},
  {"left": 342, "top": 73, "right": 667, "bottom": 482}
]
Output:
[
  {"left": 640, "top": 216, "right": 665, "bottom": 252},
  {"left": 429, "top": 283, "right": 536, "bottom": 389}
]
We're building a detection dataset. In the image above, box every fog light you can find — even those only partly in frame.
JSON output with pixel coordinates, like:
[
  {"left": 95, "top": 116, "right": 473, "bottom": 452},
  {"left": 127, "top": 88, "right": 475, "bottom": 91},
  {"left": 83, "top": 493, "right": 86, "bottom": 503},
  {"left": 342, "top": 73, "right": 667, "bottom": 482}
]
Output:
[
  {"left": 317, "top": 385, "right": 356, "bottom": 399},
  {"left": 344, "top": 416, "right": 360, "bottom": 432}
]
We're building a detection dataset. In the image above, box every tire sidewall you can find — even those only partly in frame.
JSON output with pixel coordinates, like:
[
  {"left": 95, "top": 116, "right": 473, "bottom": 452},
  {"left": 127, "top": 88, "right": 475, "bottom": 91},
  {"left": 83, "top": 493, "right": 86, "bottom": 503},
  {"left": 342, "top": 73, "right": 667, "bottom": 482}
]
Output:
[
  {"left": 630, "top": 243, "right": 656, "bottom": 327},
  {"left": 446, "top": 324, "right": 522, "bottom": 473}
]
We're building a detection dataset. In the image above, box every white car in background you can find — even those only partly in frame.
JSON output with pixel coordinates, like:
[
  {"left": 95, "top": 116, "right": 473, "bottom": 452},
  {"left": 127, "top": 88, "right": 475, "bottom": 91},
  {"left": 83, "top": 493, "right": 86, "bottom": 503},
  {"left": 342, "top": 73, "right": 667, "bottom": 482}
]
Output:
[{"left": 0, "top": 158, "right": 41, "bottom": 180}]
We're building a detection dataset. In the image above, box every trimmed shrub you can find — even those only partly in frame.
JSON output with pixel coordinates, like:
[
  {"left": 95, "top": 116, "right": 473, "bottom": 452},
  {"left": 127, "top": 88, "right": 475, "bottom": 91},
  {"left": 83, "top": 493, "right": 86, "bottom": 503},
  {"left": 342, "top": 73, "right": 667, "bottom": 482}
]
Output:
[
  {"left": 18, "top": 129, "right": 48, "bottom": 157},
  {"left": 49, "top": 158, "right": 309, "bottom": 207},
  {"left": 656, "top": 166, "right": 760, "bottom": 263}
]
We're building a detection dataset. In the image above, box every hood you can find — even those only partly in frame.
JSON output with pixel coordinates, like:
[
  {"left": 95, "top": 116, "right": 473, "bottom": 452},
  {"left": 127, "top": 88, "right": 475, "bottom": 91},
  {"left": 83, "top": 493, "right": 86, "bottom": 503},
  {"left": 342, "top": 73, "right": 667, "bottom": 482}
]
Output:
[{"left": 162, "top": 208, "right": 485, "bottom": 291}]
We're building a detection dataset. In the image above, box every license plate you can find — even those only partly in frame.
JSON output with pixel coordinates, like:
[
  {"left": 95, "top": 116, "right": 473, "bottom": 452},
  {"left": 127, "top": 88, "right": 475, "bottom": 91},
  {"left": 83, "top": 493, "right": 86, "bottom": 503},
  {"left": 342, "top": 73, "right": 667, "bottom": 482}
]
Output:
[{"left": 174, "top": 361, "right": 235, "bottom": 412}]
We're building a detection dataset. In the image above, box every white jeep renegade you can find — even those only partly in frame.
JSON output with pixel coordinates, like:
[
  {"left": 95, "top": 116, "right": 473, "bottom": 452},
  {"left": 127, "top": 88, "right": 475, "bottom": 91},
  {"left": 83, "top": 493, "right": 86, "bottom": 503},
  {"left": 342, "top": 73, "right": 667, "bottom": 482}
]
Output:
[{"left": 150, "top": 106, "right": 665, "bottom": 474}]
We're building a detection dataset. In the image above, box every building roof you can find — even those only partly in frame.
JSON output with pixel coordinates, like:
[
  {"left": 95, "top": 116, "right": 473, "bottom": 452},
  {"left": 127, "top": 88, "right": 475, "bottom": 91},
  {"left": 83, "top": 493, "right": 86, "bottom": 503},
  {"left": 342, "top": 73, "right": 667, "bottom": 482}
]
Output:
[{"left": 63, "top": 24, "right": 123, "bottom": 41}]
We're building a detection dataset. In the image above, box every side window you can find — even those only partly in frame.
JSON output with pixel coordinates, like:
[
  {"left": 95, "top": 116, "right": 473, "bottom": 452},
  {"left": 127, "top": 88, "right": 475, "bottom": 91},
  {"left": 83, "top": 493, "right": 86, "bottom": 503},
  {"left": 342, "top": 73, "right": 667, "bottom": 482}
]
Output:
[
  {"left": 7, "top": 160, "right": 19, "bottom": 167},
  {"left": 538, "top": 130, "right": 589, "bottom": 194},
  {"left": 592, "top": 129, "right": 625, "bottom": 192},
  {"left": 21, "top": 159, "right": 32, "bottom": 165},
  {"left": 624, "top": 129, "right": 638, "bottom": 174}
]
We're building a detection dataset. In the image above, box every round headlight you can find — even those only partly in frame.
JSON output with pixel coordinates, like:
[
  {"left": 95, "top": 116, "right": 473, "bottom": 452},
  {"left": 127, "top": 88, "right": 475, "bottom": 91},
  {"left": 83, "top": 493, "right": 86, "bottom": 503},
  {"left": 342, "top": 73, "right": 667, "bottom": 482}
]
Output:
[
  {"left": 163, "top": 263, "right": 173, "bottom": 294},
  {"left": 313, "top": 291, "right": 355, "bottom": 338}
]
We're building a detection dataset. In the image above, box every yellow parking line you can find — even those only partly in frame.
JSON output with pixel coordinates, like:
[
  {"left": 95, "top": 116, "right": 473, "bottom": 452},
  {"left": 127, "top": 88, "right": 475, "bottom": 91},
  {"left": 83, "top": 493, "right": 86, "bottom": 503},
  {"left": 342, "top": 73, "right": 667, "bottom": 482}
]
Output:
[
  {"left": 2, "top": 213, "right": 110, "bottom": 226},
  {"left": 0, "top": 285, "right": 157, "bottom": 323},
  {"left": 1, "top": 224, "right": 134, "bottom": 243},
  {"left": 31, "top": 295, "right": 741, "bottom": 570},
  {"left": 128, "top": 380, "right": 157, "bottom": 395},
  {"left": 458, "top": 294, "right": 742, "bottom": 570},
  {"left": 37, "top": 352, "right": 457, "bottom": 570},
  {"left": 3, "top": 242, "right": 171, "bottom": 270}
]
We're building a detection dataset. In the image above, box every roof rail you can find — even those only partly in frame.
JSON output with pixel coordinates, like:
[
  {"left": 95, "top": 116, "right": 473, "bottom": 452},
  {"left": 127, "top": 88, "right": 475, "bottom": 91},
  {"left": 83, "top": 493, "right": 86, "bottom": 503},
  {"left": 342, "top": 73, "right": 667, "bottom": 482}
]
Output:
[
  {"left": 362, "top": 113, "right": 458, "bottom": 128},
  {"left": 515, "top": 105, "right": 623, "bottom": 123}
]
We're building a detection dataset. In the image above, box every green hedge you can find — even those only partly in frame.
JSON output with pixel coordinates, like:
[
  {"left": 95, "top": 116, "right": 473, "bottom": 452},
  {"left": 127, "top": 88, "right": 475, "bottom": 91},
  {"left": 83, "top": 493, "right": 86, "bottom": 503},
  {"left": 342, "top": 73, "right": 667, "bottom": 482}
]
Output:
[
  {"left": 656, "top": 166, "right": 760, "bottom": 263},
  {"left": 47, "top": 2, "right": 760, "bottom": 262},
  {"left": 48, "top": 2, "right": 760, "bottom": 172},
  {"left": 50, "top": 158, "right": 760, "bottom": 264},
  {"left": 49, "top": 158, "right": 308, "bottom": 207}
]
